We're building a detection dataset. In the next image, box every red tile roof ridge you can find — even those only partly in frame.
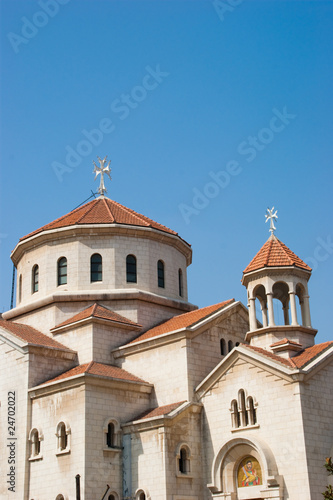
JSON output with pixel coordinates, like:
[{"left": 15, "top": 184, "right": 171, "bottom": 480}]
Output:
[
  {"left": 127, "top": 299, "right": 235, "bottom": 345},
  {"left": 270, "top": 338, "right": 302, "bottom": 347},
  {"left": 101, "top": 197, "right": 116, "bottom": 223},
  {"left": 52, "top": 303, "right": 141, "bottom": 330},
  {"left": 242, "top": 344, "right": 295, "bottom": 368}
]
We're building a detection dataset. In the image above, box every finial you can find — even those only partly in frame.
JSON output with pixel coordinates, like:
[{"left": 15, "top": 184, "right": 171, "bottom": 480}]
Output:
[
  {"left": 93, "top": 156, "right": 111, "bottom": 196},
  {"left": 265, "top": 207, "right": 278, "bottom": 235}
]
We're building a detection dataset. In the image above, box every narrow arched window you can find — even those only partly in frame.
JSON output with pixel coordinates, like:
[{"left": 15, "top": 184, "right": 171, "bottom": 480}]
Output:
[
  {"left": 57, "top": 257, "right": 67, "bottom": 286},
  {"left": 228, "top": 340, "right": 233, "bottom": 352},
  {"left": 106, "top": 423, "right": 115, "bottom": 448},
  {"left": 108, "top": 495, "right": 116, "bottom": 500},
  {"left": 231, "top": 399, "right": 240, "bottom": 428},
  {"left": 32, "top": 265, "right": 39, "bottom": 293},
  {"left": 178, "top": 446, "right": 190, "bottom": 474},
  {"left": 178, "top": 269, "right": 183, "bottom": 297},
  {"left": 60, "top": 423, "right": 67, "bottom": 450},
  {"left": 126, "top": 255, "right": 137, "bottom": 283},
  {"left": 247, "top": 396, "right": 257, "bottom": 425},
  {"left": 91, "top": 253, "right": 102, "bottom": 282},
  {"left": 138, "top": 493, "right": 146, "bottom": 500},
  {"left": 18, "top": 274, "right": 22, "bottom": 303},
  {"left": 30, "top": 428, "right": 41, "bottom": 456},
  {"left": 157, "top": 260, "right": 165, "bottom": 288},
  {"left": 239, "top": 389, "right": 248, "bottom": 426},
  {"left": 220, "top": 338, "right": 226, "bottom": 355},
  {"left": 56, "top": 421, "right": 70, "bottom": 453}
]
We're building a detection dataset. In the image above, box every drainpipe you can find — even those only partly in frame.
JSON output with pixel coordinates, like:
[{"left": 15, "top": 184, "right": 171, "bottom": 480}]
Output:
[
  {"left": 75, "top": 474, "right": 81, "bottom": 500},
  {"left": 122, "top": 434, "right": 132, "bottom": 500}
]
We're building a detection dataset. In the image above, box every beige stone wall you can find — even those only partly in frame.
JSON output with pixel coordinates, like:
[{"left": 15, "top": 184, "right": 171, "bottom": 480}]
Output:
[
  {"left": 28, "top": 384, "right": 86, "bottom": 500},
  {"left": 0, "top": 342, "right": 29, "bottom": 500},
  {"left": 119, "top": 339, "right": 190, "bottom": 406},
  {"left": 187, "top": 311, "right": 248, "bottom": 397},
  {"left": 28, "top": 351, "right": 76, "bottom": 388},
  {"left": 84, "top": 382, "right": 151, "bottom": 500},
  {"left": 301, "top": 360, "right": 333, "bottom": 500},
  {"left": 128, "top": 410, "right": 202, "bottom": 500},
  {"left": 200, "top": 358, "right": 311, "bottom": 500}
]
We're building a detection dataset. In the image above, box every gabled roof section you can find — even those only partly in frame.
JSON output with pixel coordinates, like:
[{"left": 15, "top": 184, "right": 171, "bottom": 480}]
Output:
[
  {"left": 37, "top": 361, "right": 148, "bottom": 386},
  {"left": 52, "top": 303, "right": 141, "bottom": 331},
  {"left": 197, "top": 341, "right": 333, "bottom": 399},
  {"left": 245, "top": 341, "right": 333, "bottom": 369},
  {"left": 243, "top": 234, "right": 311, "bottom": 274},
  {"left": 243, "top": 344, "right": 295, "bottom": 368},
  {"left": 290, "top": 341, "right": 333, "bottom": 369},
  {"left": 270, "top": 338, "right": 302, "bottom": 348},
  {"left": 0, "top": 319, "right": 74, "bottom": 352},
  {"left": 127, "top": 299, "right": 234, "bottom": 345},
  {"left": 132, "top": 401, "right": 186, "bottom": 421},
  {"left": 20, "top": 197, "right": 180, "bottom": 241}
]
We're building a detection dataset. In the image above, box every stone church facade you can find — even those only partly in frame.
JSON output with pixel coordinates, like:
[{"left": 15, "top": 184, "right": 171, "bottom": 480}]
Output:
[{"left": 0, "top": 194, "right": 332, "bottom": 500}]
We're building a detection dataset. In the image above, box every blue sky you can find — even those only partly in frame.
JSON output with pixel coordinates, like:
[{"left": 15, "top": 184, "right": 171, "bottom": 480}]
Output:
[{"left": 0, "top": 0, "right": 332, "bottom": 343}]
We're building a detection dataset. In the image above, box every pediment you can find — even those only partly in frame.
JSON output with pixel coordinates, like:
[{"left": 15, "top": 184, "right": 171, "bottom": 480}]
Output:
[{"left": 195, "top": 345, "right": 298, "bottom": 400}]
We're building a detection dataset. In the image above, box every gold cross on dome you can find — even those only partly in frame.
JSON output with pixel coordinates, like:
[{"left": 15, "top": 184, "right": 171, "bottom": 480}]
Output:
[
  {"left": 265, "top": 207, "right": 278, "bottom": 235},
  {"left": 93, "top": 156, "right": 112, "bottom": 195}
]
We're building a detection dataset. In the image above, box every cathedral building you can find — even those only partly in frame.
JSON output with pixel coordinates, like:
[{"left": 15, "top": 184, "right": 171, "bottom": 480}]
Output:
[{"left": 0, "top": 177, "right": 332, "bottom": 500}]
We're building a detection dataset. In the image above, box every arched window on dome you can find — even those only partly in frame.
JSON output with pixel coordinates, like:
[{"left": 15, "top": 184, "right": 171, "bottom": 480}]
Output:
[
  {"left": 32, "top": 265, "right": 39, "bottom": 294},
  {"left": 126, "top": 255, "right": 137, "bottom": 283},
  {"left": 18, "top": 274, "right": 22, "bottom": 303},
  {"left": 57, "top": 257, "right": 67, "bottom": 286},
  {"left": 91, "top": 253, "right": 102, "bottom": 282},
  {"left": 228, "top": 340, "right": 233, "bottom": 352},
  {"left": 157, "top": 260, "right": 165, "bottom": 288},
  {"left": 178, "top": 268, "right": 183, "bottom": 297}
]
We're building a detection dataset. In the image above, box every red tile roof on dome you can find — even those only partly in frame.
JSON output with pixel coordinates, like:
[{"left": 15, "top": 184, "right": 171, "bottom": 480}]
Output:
[
  {"left": 20, "top": 196, "right": 181, "bottom": 242},
  {"left": 128, "top": 299, "right": 234, "bottom": 345},
  {"left": 52, "top": 303, "right": 141, "bottom": 330},
  {"left": 243, "top": 234, "right": 311, "bottom": 274},
  {"left": 38, "top": 361, "right": 148, "bottom": 386},
  {"left": 0, "top": 319, "right": 74, "bottom": 351}
]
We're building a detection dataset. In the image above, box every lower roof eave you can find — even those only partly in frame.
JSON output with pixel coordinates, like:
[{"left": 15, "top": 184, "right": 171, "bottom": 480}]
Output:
[
  {"left": 28, "top": 372, "right": 153, "bottom": 398},
  {"left": 3, "top": 289, "right": 197, "bottom": 321},
  {"left": 122, "top": 401, "right": 202, "bottom": 434}
]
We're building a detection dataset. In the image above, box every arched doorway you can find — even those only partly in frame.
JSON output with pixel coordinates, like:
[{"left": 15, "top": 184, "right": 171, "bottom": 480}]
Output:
[{"left": 208, "top": 437, "right": 283, "bottom": 499}]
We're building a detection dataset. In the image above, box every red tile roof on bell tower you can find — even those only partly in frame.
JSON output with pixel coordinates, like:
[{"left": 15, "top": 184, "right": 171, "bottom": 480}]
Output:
[{"left": 243, "top": 234, "right": 311, "bottom": 274}]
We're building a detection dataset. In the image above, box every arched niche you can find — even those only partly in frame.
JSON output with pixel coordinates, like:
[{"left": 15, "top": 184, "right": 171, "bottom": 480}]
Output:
[
  {"left": 272, "top": 281, "right": 290, "bottom": 326},
  {"left": 208, "top": 437, "right": 282, "bottom": 499},
  {"left": 252, "top": 284, "right": 268, "bottom": 329}
]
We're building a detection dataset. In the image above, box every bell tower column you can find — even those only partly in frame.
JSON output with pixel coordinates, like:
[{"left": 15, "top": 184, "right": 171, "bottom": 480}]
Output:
[{"left": 266, "top": 292, "right": 275, "bottom": 327}]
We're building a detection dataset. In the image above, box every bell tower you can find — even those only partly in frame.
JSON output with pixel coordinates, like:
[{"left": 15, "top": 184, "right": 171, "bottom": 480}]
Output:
[{"left": 241, "top": 209, "right": 317, "bottom": 355}]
